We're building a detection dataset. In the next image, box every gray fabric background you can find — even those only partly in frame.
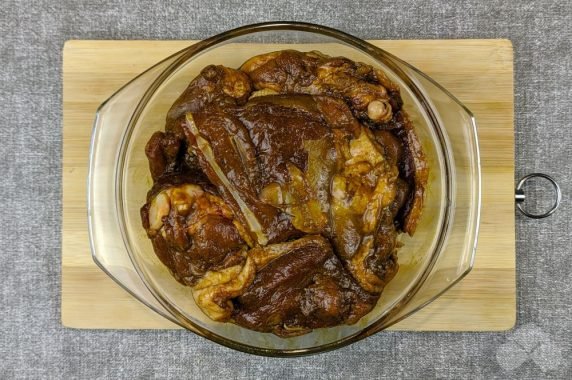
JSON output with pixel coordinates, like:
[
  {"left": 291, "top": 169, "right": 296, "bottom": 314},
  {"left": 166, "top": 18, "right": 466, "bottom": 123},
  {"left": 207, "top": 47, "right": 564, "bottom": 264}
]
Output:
[{"left": 1, "top": 0, "right": 570, "bottom": 378}]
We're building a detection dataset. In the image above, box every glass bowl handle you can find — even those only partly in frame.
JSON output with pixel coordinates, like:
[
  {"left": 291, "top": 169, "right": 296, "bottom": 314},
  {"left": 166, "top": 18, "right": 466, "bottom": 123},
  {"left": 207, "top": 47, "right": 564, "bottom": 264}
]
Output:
[
  {"left": 377, "top": 62, "right": 481, "bottom": 329},
  {"left": 88, "top": 60, "right": 183, "bottom": 326}
]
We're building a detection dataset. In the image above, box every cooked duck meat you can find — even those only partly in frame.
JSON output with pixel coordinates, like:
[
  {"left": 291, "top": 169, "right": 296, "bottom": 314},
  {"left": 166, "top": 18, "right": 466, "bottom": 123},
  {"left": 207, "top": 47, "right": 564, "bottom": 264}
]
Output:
[
  {"left": 140, "top": 182, "right": 252, "bottom": 287},
  {"left": 233, "top": 235, "right": 377, "bottom": 337},
  {"left": 392, "top": 112, "right": 429, "bottom": 234},
  {"left": 240, "top": 50, "right": 402, "bottom": 126},
  {"left": 140, "top": 50, "right": 427, "bottom": 336},
  {"left": 166, "top": 64, "right": 252, "bottom": 134},
  {"left": 184, "top": 107, "right": 301, "bottom": 246},
  {"left": 241, "top": 50, "right": 426, "bottom": 235}
]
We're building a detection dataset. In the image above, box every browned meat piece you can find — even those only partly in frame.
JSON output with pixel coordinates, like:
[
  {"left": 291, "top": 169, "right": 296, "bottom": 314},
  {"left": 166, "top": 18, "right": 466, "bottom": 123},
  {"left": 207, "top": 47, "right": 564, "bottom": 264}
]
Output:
[
  {"left": 392, "top": 112, "right": 428, "bottom": 235},
  {"left": 155, "top": 65, "right": 252, "bottom": 185},
  {"left": 184, "top": 93, "right": 404, "bottom": 294},
  {"left": 373, "top": 129, "right": 404, "bottom": 167},
  {"left": 144, "top": 131, "right": 186, "bottom": 181},
  {"left": 140, "top": 182, "right": 252, "bottom": 287},
  {"left": 166, "top": 65, "right": 252, "bottom": 134},
  {"left": 233, "top": 235, "right": 377, "bottom": 336},
  {"left": 239, "top": 95, "right": 338, "bottom": 235},
  {"left": 183, "top": 91, "right": 407, "bottom": 293},
  {"left": 192, "top": 235, "right": 320, "bottom": 322},
  {"left": 372, "top": 126, "right": 427, "bottom": 234},
  {"left": 182, "top": 94, "right": 346, "bottom": 244},
  {"left": 140, "top": 49, "right": 428, "bottom": 336},
  {"left": 144, "top": 129, "right": 203, "bottom": 182},
  {"left": 328, "top": 124, "right": 401, "bottom": 293},
  {"left": 240, "top": 50, "right": 426, "bottom": 234},
  {"left": 191, "top": 255, "right": 257, "bottom": 321},
  {"left": 145, "top": 132, "right": 171, "bottom": 181},
  {"left": 184, "top": 108, "right": 300, "bottom": 246},
  {"left": 240, "top": 50, "right": 402, "bottom": 126}
]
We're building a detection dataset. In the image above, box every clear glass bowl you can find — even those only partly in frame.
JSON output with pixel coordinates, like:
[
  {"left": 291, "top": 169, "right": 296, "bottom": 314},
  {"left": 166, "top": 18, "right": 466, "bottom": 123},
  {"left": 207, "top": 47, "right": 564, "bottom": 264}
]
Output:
[{"left": 88, "top": 22, "right": 481, "bottom": 356}]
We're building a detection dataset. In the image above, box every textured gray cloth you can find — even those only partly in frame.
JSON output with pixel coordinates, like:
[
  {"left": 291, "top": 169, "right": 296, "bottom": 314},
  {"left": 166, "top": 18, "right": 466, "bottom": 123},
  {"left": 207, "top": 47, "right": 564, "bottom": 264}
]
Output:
[{"left": 1, "top": 0, "right": 571, "bottom": 378}]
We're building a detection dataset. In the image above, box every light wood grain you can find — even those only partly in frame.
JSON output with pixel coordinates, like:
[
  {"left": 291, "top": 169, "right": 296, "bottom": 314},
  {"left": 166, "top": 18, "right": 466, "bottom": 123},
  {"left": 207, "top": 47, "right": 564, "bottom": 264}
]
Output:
[{"left": 62, "top": 39, "right": 515, "bottom": 331}]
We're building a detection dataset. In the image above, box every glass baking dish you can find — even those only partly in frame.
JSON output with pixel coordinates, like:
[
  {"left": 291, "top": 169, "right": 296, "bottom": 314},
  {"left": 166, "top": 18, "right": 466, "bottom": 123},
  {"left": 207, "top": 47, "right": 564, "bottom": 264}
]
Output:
[{"left": 88, "top": 22, "right": 481, "bottom": 356}]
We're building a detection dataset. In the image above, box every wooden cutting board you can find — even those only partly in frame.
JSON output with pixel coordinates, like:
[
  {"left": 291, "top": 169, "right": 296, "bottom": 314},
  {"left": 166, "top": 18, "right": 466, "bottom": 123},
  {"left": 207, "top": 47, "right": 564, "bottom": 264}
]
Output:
[{"left": 62, "top": 39, "right": 515, "bottom": 331}]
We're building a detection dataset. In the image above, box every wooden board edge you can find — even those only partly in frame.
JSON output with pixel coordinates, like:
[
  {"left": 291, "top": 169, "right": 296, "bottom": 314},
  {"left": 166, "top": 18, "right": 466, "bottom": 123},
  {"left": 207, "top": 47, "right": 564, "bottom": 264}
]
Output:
[
  {"left": 61, "top": 41, "right": 90, "bottom": 329},
  {"left": 506, "top": 35, "right": 517, "bottom": 328},
  {"left": 61, "top": 43, "right": 70, "bottom": 329}
]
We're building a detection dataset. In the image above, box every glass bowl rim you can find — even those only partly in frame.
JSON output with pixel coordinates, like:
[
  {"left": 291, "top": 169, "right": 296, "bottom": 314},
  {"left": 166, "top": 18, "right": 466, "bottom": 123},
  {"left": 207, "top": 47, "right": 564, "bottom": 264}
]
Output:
[{"left": 98, "top": 21, "right": 480, "bottom": 357}]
